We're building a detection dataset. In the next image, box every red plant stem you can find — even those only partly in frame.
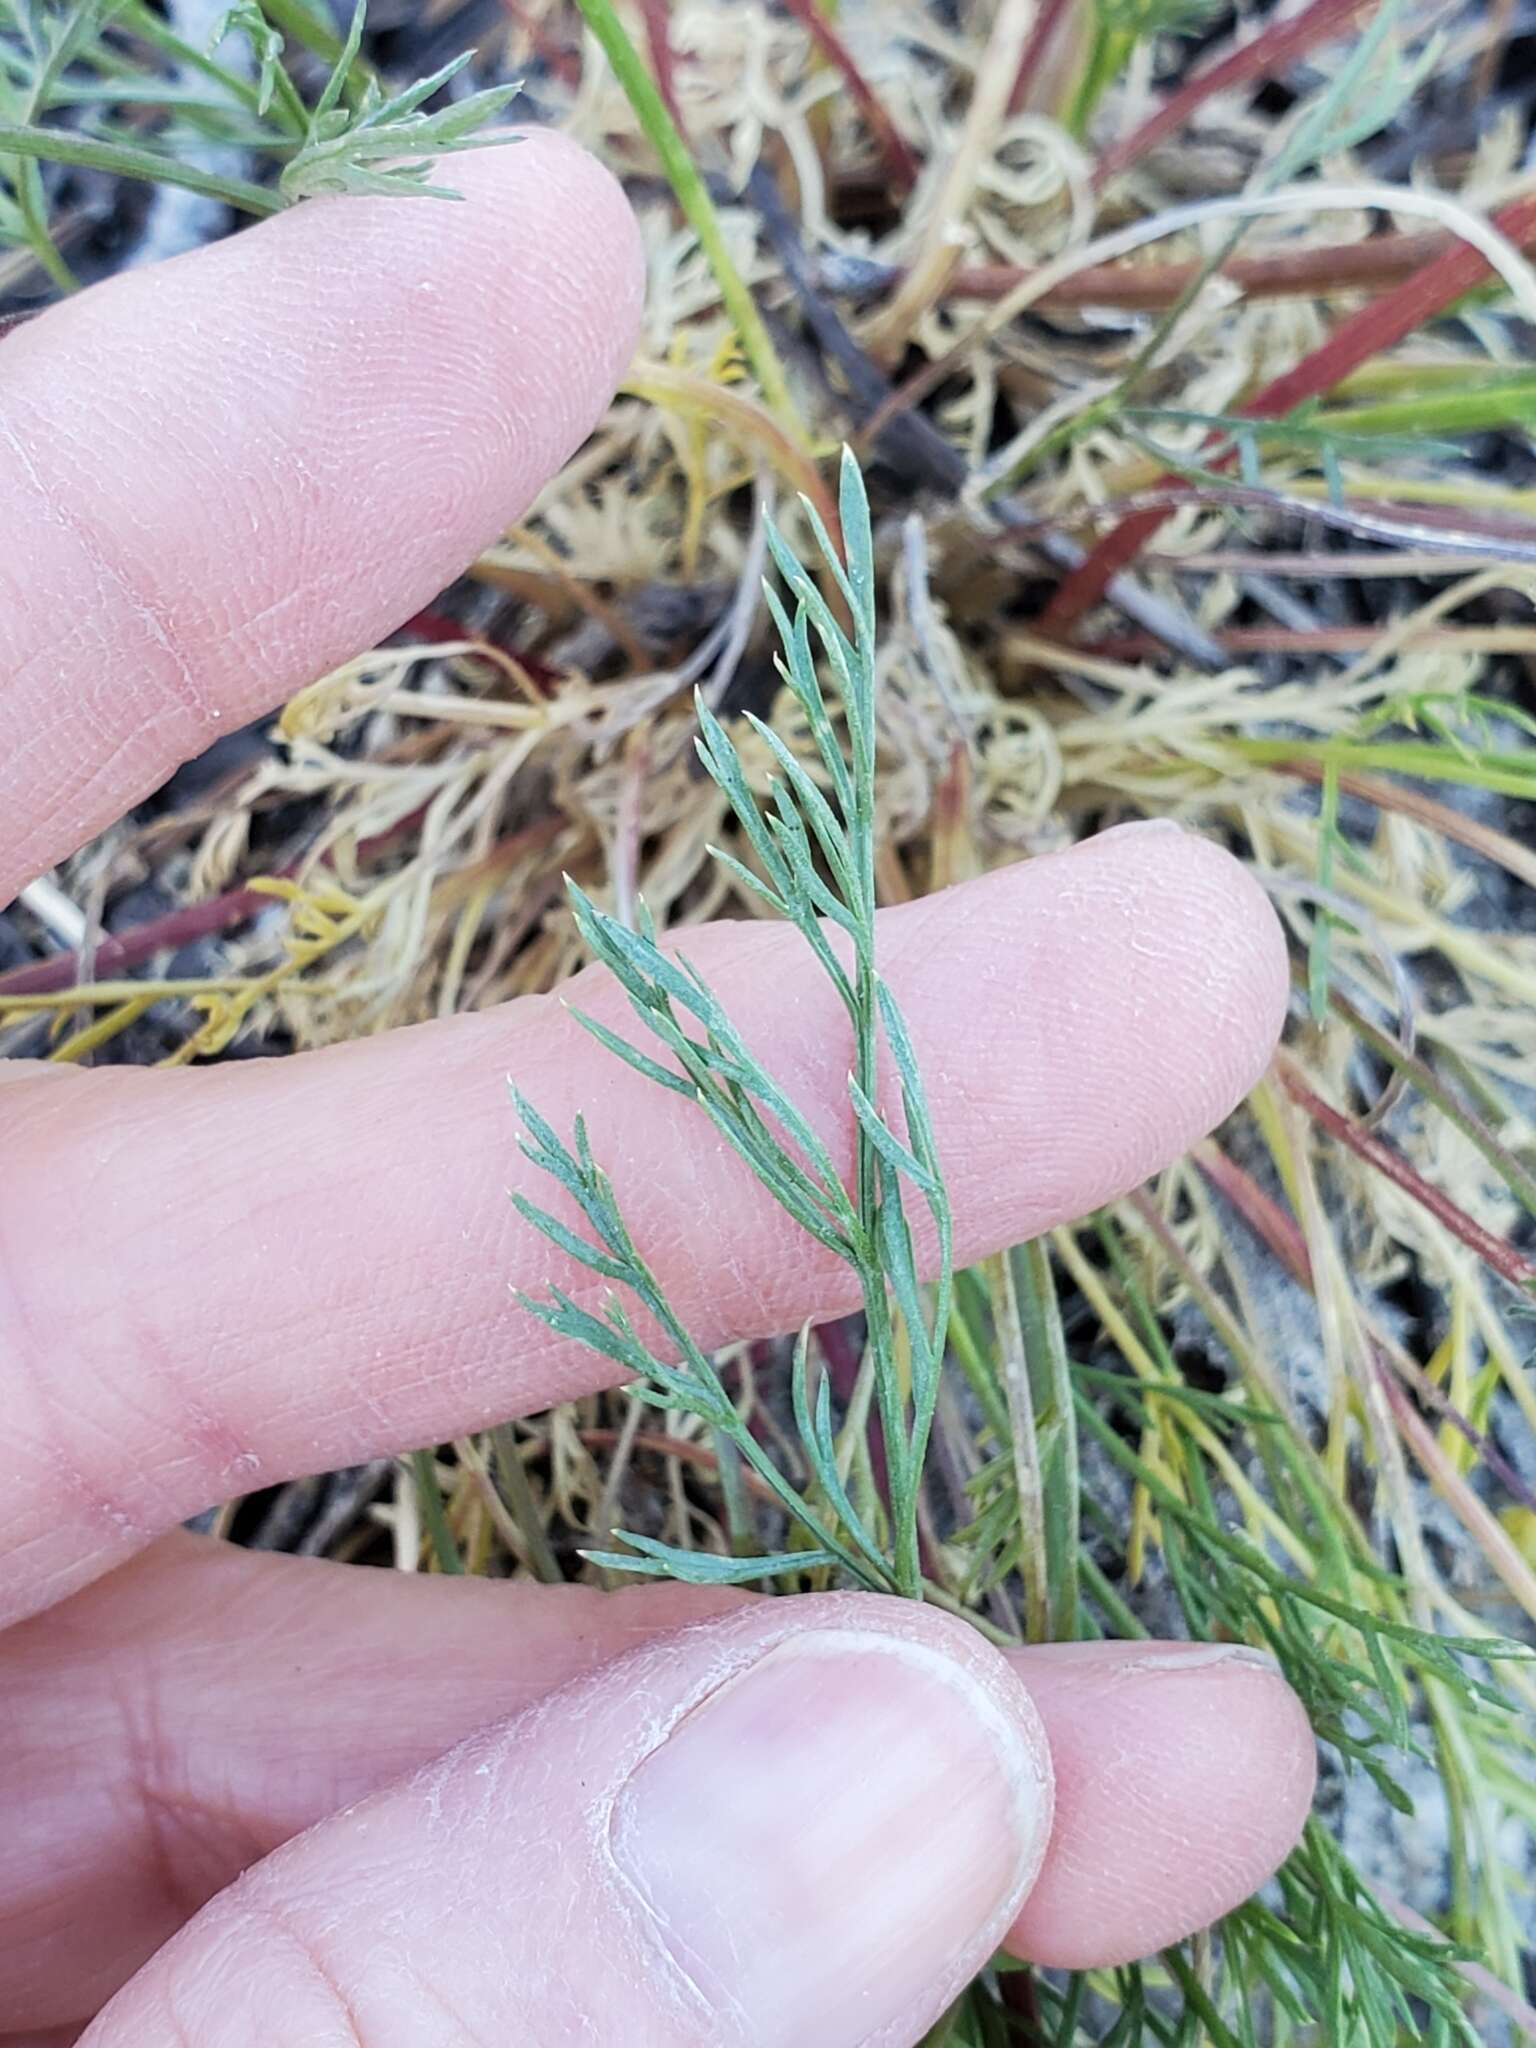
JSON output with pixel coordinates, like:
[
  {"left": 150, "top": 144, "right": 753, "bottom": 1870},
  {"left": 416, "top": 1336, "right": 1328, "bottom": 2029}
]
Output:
[
  {"left": 1281, "top": 763, "right": 1536, "bottom": 894},
  {"left": 578, "top": 1426, "right": 786, "bottom": 1509},
  {"left": 398, "top": 605, "right": 479, "bottom": 644},
  {"left": 636, "top": 0, "right": 687, "bottom": 135},
  {"left": 1194, "top": 1140, "right": 1313, "bottom": 1289},
  {"left": 1093, "top": 0, "right": 1371, "bottom": 189},
  {"left": 1279, "top": 1062, "right": 1536, "bottom": 1293},
  {"left": 1247, "top": 191, "right": 1536, "bottom": 419},
  {"left": 0, "top": 815, "right": 416, "bottom": 999},
  {"left": 1380, "top": 1337, "right": 1536, "bottom": 1515},
  {"left": 0, "top": 884, "right": 276, "bottom": 998},
  {"left": 1007, "top": 0, "right": 1076, "bottom": 115},
  {"left": 943, "top": 230, "right": 1450, "bottom": 309},
  {"left": 780, "top": 0, "right": 920, "bottom": 192},
  {"left": 1043, "top": 190, "right": 1536, "bottom": 633},
  {"left": 1178, "top": 1151, "right": 1535, "bottom": 1512},
  {"left": 0, "top": 802, "right": 560, "bottom": 1002}
]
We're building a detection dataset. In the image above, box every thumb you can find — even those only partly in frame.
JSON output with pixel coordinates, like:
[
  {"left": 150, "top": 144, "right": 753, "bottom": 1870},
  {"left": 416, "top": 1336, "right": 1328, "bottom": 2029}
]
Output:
[{"left": 81, "top": 1594, "right": 1054, "bottom": 2047}]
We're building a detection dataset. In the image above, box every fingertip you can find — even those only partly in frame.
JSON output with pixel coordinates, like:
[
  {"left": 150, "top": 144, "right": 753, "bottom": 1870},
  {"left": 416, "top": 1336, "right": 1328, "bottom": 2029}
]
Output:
[
  {"left": 0, "top": 124, "right": 645, "bottom": 895},
  {"left": 901, "top": 824, "right": 1289, "bottom": 1252},
  {"left": 1072, "top": 821, "right": 1291, "bottom": 1111},
  {"left": 1004, "top": 1640, "right": 1316, "bottom": 1968},
  {"left": 601, "top": 1593, "right": 1057, "bottom": 2044},
  {"left": 445, "top": 126, "right": 646, "bottom": 407}
]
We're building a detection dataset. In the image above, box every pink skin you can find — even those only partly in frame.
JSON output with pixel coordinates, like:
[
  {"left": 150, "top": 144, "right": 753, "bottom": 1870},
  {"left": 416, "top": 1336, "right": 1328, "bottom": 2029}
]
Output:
[{"left": 0, "top": 138, "right": 1314, "bottom": 2044}]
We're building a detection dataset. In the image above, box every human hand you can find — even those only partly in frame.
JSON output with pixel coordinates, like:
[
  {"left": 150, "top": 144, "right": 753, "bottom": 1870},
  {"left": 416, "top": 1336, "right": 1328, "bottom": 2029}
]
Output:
[{"left": 0, "top": 136, "right": 1315, "bottom": 2046}]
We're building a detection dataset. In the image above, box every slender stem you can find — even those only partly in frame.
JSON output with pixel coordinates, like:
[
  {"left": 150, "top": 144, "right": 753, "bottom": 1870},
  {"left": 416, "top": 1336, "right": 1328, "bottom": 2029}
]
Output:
[
  {"left": 1078, "top": 1552, "right": 1146, "bottom": 1638},
  {"left": 1094, "top": 0, "right": 1368, "bottom": 188},
  {"left": 847, "top": 615, "right": 916, "bottom": 1592},
  {"left": 409, "top": 1448, "right": 465, "bottom": 1574},
  {"left": 13, "top": 157, "right": 77, "bottom": 291},
  {"left": 732, "top": 1421, "right": 889, "bottom": 1590},
  {"left": 1279, "top": 1061, "right": 1536, "bottom": 1295},
  {"left": 260, "top": 0, "right": 351, "bottom": 66},
  {"left": 116, "top": 2, "right": 284, "bottom": 125},
  {"left": 570, "top": 0, "right": 802, "bottom": 436},
  {"left": 489, "top": 1424, "right": 564, "bottom": 1584},
  {"left": 1013, "top": 1237, "right": 1079, "bottom": 1641},
  {"left": 1226, "top": 736, "right": 1534, "bottom": 800},
  {"left": 1331, "top": 995, "right": 1536, "bottom": 1219},
  {"left": 1064, "top": 18, "right": 1127, "bottom": 138},
  {"left": 0, "top": 121, "right": 280, "bottom": 213},
  {"left": 642, "top": 1284, "right": 885, "bottom": 1588},
  {"left": 8, "top": 20, "right": 84, "bottom": 292},
  {"left": 945, "top": 1282, "right": 1013, "bottom": 1440},
  {"left": 1308, "top": 757, "right": 1342, "bottom": 1022},
  {"left": 710, "top": 1424, "right": 758, "bottom": 1556},
  {"left": 989, "top": 1251, "right": 1052, "bottom": 1643}
]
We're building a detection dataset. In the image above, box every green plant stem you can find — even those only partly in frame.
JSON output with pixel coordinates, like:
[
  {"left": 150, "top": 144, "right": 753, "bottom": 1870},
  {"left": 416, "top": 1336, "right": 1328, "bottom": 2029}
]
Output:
[
  {"left": 1078, "top": 1551, "right": 1146, "bottom": 1638},
  {"left": 489, "top": 1423, "right": 564, "bottom": 1583},
  {"left": 410, "top": 1447, "right": 464, "bottom": 1573},
  {"left": 988, "top": 1250, "right": 1052, "bottom": 1642},
  {"left": 1013, "top": 1237, "right": 1079, "bottom": 1640},
  {"left": 7, "top": 17, "right": 84, "bottom": 292},
  {"left": 709, "top": 1423, "right": 759, "bottom": 1556},
  {"left": 1317, "top": 380, "right": 1536, "bottom": 437},
  {"left": 13, "top": 155, "right": 76, "bottom": 290},
  {"left": 115, "top": 1, "right": 296, "bottom": 127},
  {"left": 636, "top": 1275, "right": 888, "bottom": 1591},
  {"left": 1227, "top": 735, "right": 1536, "bottom": 798},
  {"left": 1065, "top": 19, "right": 1131, "bottom": 136},
  {"left": 259, "top": 0, "right": 350, "bottom": 65},
  {"left": 0, "top": 120, "right": 280, "bottom": 213},
  {"left": 1308, "top": 755, "right": 1342, "bottom": 1022},
  {"left": 946, "top": 1277, "right": 1012, "bottom": 1440},
  {"left": 570, "top": 0, "right": 802, "bottom": 436}
]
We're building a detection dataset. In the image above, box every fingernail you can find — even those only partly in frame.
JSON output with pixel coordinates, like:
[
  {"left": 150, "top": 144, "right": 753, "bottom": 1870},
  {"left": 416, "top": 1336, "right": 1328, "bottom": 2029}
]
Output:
[
  {"left": 610, "top": 1628, "right": 1052, "bottom": 2048},
  {"left": 1033, "top": 1638, "right": 1283, "bottom": 1678}
]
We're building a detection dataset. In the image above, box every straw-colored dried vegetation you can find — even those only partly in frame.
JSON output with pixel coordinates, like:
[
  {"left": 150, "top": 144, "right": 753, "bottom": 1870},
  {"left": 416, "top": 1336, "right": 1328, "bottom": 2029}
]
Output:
[{"left": 3, "top": 0, "right": 1535, "bottom": 2037}]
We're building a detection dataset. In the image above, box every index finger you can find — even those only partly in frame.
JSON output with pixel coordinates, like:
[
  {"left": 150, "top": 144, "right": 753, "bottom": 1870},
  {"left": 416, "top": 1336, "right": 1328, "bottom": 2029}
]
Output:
[{"left": 0, "top": 133, "right": 644, "bottom": 906}]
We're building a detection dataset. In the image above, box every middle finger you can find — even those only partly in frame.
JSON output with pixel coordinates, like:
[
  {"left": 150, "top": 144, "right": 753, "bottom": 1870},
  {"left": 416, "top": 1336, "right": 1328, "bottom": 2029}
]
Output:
[{"left": 0, "top": 827, "right": 1287, "bottom": 1626}]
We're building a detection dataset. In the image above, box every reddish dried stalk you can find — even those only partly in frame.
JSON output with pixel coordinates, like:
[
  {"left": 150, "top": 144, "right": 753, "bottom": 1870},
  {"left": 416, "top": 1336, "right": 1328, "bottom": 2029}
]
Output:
[
  {"left": 1093, "top": 0, "right": 1370, "bottom": 189},
  {"left": 1169, "top": 1154, "right": 1533, "bottom": 1514},
  {"left": 0, "top": 808, "right": 561, "bottom": 1001},
  {"left": 578, "top": 1427, "right": 784, "bottom": 1507},
  {"left": 1044, "top": 190, "right": 1536, "bottom": 631},
  {"left": 636, "top": 0, "right": 686, "bottom": 134},
  {"left": 779, "top": 0, "right": 920, "bottom": 191},
  {"left": 942, "top": 230, "right": 1449, "bottom": 309},
  {"left": 1248, "top": 191, "right": 1536, "bottom": 419},
  {"left": 1379, "top": 1336, "right": 1536, "bottom": 1515},
  {"left": 1007, "top": 0, "right": 1076, "bottom": 115},
  {"left": 1193, "top": 1138, "right": 1314, "bottom": 1288},
  {"left": 1279, "top": 1059, "right": 1536, "bottom": 1293},
  {"left": 1378, "top": 1367, "right": 1536, "bottom": 1625},
  {"left": 0, "top": 883, "right": 277, "bottom": 998}
]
